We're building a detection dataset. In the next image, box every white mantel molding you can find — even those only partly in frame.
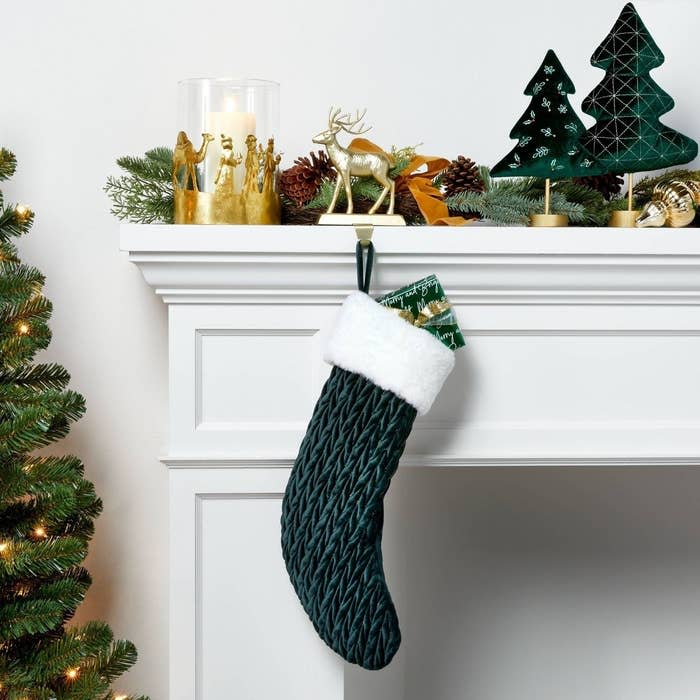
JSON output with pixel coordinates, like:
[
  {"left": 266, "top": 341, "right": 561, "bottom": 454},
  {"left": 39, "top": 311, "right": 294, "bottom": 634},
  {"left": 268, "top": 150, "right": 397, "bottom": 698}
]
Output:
[
  {"left": 161, "top": 455, "right": 700, "bottom": 469},
  {"left": 120, "top": 224, "right": 700, "bottom": 306}
]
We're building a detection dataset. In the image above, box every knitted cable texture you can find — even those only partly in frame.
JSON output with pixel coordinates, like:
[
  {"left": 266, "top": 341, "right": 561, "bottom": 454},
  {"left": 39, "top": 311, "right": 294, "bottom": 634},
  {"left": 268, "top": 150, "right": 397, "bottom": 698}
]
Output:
[{"left": 281, "top": 366, "right": 417, "bottom": 669}]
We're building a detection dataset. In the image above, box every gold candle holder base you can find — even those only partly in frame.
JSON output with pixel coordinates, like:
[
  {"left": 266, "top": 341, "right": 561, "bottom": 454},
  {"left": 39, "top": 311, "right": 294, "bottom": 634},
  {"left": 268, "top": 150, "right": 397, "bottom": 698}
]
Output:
[
  {"left": 317, "top": 213, "right": 407, "bottom": 226},
  {"left": 172, "top": 131, "right": 282, "bottom": 225},
  {"left": 529, "top": 213, "right": 569, "bottom": 227},
  {"left": 608, "top": 210, "right": 640, "bottom": 228}
]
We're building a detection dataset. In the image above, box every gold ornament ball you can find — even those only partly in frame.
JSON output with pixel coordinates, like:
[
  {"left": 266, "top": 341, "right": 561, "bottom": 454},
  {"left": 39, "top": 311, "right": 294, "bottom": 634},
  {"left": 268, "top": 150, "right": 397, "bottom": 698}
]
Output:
[{"left": 636, "top": 180, "right": 700, "bottom": 228}]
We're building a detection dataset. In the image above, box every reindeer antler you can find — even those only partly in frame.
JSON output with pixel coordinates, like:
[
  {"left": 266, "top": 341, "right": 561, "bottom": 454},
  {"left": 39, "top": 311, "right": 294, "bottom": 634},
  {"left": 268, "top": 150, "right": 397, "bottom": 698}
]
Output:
[
  {"left": 328, "top": 106, "right": 342, "bottom": 130},
  {"left": 332, "top": 107, "right": 372, "bottom": 135}
]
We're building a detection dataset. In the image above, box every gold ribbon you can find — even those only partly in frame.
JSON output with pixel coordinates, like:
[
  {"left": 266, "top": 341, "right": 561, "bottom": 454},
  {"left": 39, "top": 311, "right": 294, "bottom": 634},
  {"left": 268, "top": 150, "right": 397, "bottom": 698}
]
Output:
[
  {"left": 389, "top": 300, "right": 452, "bottom": 328},
  {"left": 347, "top": 139, "right": 472, "bottom": 226}
]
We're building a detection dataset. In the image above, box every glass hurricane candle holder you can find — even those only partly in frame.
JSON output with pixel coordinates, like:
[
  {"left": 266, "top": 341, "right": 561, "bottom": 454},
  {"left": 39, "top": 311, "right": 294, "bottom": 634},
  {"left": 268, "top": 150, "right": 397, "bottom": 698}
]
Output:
[{"left": 174, "top": 78, "right": 280, "bottom": 224}]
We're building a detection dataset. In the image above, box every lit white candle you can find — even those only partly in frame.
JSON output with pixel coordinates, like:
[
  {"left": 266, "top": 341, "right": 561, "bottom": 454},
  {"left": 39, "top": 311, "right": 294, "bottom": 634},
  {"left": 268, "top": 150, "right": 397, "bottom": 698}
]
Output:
[{"left": 205, "top": 99, "right": 256, "bottom": 192}]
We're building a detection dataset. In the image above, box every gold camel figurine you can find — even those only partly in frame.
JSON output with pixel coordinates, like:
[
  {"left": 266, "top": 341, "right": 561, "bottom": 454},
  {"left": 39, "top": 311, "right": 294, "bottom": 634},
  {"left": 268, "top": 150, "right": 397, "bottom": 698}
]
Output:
[
  {"left": 312, "top": 107, "right": 395, "bottom": 215},
  {"left": 172, "top": 131, "right": 214, "bottom": 191}
]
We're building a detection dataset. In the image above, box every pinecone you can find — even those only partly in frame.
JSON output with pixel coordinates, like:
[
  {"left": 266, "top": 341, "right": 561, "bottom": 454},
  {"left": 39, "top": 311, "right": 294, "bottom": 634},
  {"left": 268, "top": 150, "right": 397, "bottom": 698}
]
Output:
[
  {"left": 279, "top": 151, "right": 336, "bottom": 206},
  {"left": 573, "top": 173, "right": 624, "bottom": 201},
  {"left": 442, "top": 156, "right": 484, "bottom": 198},
  {"left": 395, "top": 190, "right": 424, "bottom": 224}
]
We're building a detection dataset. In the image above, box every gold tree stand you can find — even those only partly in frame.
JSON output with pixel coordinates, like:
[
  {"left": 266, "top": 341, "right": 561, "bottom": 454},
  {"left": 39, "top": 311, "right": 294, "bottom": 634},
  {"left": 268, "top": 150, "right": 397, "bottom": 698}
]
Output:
[
  {"left": 609, "top": 173, "right": 640, "bottom": 227},
  {"left": 529, "top": 178, "right": 568, "bottom": 227}
]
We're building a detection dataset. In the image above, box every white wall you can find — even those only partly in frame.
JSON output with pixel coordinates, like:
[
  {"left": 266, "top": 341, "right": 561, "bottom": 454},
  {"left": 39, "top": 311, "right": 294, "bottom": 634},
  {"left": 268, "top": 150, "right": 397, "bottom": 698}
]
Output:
[{"left": 1, "top": 1, "right": 699, "bottom": 698}]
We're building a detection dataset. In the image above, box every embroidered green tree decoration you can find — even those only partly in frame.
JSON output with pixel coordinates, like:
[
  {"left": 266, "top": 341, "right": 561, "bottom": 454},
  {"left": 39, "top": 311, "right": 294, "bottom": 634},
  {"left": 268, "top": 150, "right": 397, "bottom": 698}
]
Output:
[
  {"left": 580, "top": 2, "right": 698, "bottom": 176},
  {"left": 491, "top": 49, "right": 597, "bottom": 181}
]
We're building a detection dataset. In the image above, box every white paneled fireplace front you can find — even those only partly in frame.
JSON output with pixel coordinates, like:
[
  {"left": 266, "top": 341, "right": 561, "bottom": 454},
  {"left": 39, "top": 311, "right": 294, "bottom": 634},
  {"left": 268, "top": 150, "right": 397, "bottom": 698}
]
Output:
[{"left": 121, "top": 224, "right": 700, "bottom": 700}]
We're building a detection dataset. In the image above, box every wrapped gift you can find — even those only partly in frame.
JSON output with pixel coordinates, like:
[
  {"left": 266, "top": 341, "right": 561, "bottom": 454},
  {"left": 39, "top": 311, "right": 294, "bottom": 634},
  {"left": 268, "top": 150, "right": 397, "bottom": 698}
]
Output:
[{"left": 376, "top": 274, "right": 465, "bottom": 350}]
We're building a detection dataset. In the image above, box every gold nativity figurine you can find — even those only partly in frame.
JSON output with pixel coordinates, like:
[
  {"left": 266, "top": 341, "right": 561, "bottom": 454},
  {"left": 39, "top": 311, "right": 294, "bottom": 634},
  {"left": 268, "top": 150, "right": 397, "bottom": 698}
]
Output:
[
  {"left": 314, "top": 107, "right": 405, "bottom": 226},
  {"left": 173, "top": 131, "right": 281, "bottom": 225}
]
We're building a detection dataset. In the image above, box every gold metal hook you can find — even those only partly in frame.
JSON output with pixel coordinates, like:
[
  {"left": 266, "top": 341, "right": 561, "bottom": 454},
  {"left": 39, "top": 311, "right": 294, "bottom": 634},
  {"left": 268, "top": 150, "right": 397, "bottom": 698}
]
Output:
[{"left": 354, "top": 224, "right": 373, "bottom": 248}]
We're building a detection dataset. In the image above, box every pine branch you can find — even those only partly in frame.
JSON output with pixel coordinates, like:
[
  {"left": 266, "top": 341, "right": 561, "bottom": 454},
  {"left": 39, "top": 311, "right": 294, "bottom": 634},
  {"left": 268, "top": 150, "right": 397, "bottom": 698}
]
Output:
[
  {"left": 446, "top": 189, "right": 534, "bottom": 225},
  {"left": 0, "top": 204, "right": 34, "bottom": 242},
  {"left": 104, "top": 147, "right": 174, "bottom": 224},
  {"left": 0, "top": 363, "right": 71, "bottom": 392},
  {"left": 30, "top": 622, "right": 114, "bottom": 681},
  {"left": 0, "top": 148, "right": 17, "bottom": 181},
  {"left": 305, "top": 178, "right": 342, "bottom": 209},
  {"left": 0, "top": 262, "right": 45, "bottom": 299},
  {"left": 0, "top": 537, "right": 88, "bottom": 581},
  {"left": 0, "top": 599, "right": 64, "bottom": 639},
  {"left": 90, "top": 639, "right": 138, "bottom": 683},
  {"left": 633, "top": 168, "right": 700, "bottom": 204},
  {"left": 450, "top": 170, "right": 610, "bottom": 226},
  {"left": 31, "top": 572, "right": 91, "bottom": 614}
]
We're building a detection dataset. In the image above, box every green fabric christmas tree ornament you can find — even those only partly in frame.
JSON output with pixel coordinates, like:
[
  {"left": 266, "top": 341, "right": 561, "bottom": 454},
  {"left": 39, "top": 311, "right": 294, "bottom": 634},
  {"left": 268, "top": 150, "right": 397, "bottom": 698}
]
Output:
[
  {"left": 281, "top": 288, "right": 457, "bottom": 669},
  {"left": 491, "top": 49, "right": 598, "bottom": 180},
  {"left": 580, "top": 2, "right": 698, "bottom": 173}
]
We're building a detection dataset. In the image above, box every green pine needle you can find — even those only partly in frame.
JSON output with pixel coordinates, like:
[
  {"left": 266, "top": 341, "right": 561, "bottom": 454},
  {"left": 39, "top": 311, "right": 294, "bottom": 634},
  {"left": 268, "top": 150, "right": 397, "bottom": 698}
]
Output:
[
  {"left": 0, "top": 148, "right": 17, "bottom": 181},
  {"left": 104, "top": 147, "right": 174, "bottom": 224}
]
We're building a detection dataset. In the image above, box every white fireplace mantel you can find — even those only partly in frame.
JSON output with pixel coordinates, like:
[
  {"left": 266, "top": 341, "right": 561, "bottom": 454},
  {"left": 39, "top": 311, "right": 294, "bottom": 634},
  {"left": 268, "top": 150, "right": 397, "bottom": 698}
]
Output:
[
  {"left": 121, "top": 224, "right": 700, "bottom": 700},
  {"left": 121, "top": 223, "right": 700, "bottom": 306}
]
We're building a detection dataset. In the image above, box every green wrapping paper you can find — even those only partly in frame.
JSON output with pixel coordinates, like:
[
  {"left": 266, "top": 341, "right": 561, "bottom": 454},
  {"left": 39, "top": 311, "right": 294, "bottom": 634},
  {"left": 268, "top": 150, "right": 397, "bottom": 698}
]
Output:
[{"left": 377, "top": 274, "right": 465, "bottom": 350}]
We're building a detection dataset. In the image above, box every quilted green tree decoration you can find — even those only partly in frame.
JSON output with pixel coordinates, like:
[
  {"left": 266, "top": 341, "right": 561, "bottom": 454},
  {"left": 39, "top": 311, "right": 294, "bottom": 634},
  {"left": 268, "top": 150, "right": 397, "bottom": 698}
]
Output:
[
  {"left": 580, "top": 2, "right": 698, "bottom": 226},
  {"left": 0, "top": 148, "right": 147, "bottom": 700},
  {"left": 491, "top": 49, "right": 598, "bottom": 227}
]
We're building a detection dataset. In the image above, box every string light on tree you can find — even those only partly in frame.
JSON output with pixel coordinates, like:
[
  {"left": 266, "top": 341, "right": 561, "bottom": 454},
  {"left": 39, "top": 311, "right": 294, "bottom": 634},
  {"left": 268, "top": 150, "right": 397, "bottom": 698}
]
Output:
[
  {"left": 33, "top": 525, "right": 47, "bottom": 539},
  {"left": 114, "top": 694, "right": 129, "bottom": 700},
  {"left": 65, "top": 667, "right": 79, "bottom": 682},
  {"left": 0, "top": 541, "right": 9, "bottom": 555},
  {"left": 14, "top": 204, "right": 32, "bottom": 222},
  {"left": 16, "top": 321, "right": 30, "bottom": 336}
]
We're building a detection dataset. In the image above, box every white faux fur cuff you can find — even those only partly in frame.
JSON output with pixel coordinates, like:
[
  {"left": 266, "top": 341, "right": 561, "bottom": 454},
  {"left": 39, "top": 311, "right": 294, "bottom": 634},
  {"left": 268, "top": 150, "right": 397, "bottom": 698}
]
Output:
[{"left": 324, "top": 292, "right": 455, "bottom": 415}]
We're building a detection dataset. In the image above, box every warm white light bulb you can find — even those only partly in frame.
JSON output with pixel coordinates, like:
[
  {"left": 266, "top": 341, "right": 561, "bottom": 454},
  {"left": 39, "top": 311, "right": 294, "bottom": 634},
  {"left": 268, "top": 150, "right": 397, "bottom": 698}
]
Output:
[
  {"left": 65, "top": 667, "right": 79, "bottom": 681},
  {"left": 15, "top": 204, "right": 29, "bottom": 219}
]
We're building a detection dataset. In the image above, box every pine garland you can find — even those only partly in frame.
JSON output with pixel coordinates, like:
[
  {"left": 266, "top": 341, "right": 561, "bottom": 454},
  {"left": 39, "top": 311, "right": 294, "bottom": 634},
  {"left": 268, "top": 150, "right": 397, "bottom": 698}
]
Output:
[
  {"left": 446, "top": 166, "right": 610, "bottom": 226},
  {"left": 633, "top": 168, "right": 700, "bottom": 205},
  {"left": 104, "top": 147, "right": 174, "bottom": 224},
  {"left": 104, "top": 141, "right": 700, "bottom": 228}
]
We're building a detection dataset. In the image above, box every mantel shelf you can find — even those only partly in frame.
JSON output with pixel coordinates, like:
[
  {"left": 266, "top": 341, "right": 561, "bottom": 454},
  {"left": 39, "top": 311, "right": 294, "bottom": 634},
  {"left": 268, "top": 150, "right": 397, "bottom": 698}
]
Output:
[{"left": 120, "top": 224, "right": 700, "bottom": 305}]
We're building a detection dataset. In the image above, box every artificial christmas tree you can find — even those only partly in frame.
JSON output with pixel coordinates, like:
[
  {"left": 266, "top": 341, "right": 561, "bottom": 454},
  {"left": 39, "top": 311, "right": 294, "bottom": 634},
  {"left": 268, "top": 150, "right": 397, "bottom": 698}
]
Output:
[
  {"left": 0, "top": 148, "right": 147, "bottom": 700},
  {"left": 491, "top": 49, "right": 598, "bottom": 226},
  {"left": 580, "top": 2, "right": 698, "bottom": 226}
]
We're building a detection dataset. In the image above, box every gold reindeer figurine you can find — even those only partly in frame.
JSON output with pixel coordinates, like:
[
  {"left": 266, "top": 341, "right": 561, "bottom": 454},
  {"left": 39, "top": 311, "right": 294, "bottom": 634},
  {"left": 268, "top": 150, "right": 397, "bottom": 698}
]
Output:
[{"left": 313, "top": 107, "right": 404, "bottom": 224}]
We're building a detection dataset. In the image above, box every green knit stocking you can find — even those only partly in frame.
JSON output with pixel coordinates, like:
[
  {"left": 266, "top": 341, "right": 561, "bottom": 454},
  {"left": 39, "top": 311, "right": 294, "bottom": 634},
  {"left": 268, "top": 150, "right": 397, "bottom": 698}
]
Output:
[{"left": 281, "top": 366, "right": 416, "bottom": 670}]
